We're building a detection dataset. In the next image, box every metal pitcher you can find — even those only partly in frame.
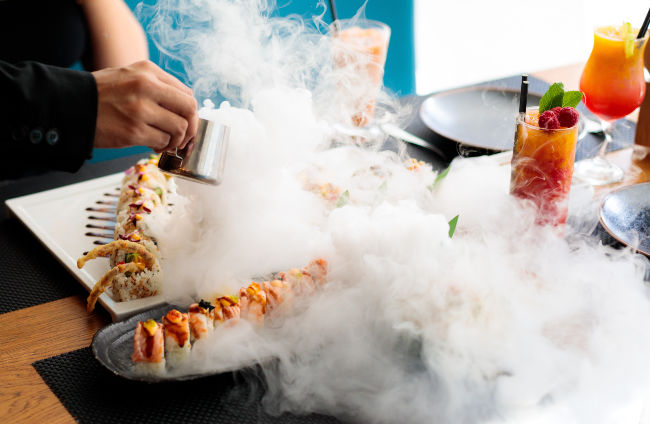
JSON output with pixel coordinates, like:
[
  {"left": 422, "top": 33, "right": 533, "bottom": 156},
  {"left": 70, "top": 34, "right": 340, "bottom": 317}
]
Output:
[{"left": 158, "top": 118, "right": 230, "bottom": 185}]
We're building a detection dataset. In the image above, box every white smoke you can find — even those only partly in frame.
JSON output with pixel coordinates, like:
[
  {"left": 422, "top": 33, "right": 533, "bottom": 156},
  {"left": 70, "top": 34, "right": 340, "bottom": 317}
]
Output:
[{"left": 142, "top": 1, "right": 650, "bottom": 423}]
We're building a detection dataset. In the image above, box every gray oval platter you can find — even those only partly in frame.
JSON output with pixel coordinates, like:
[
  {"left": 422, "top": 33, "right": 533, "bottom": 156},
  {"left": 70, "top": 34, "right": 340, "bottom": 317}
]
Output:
[
  {"left": 599, "top": 182, "right": 650, "bottom": 257},
  {"left": 419, "top": 87, "right": 543, "bottom": 151}
]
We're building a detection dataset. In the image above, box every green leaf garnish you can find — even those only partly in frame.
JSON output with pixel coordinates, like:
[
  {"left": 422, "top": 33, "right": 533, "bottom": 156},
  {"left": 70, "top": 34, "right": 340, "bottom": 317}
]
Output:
[
  {"left": 154, "top": 187, "right": 163, "bottom": 198},
  {"left": 539, "top": 83, "right": 583, "bottom": 112},
  {"left": 436, "top": 167, "right": 450, "bottom": 183},
  {"left": 448, "top": 215, "right": 459, "bottom": 238},
  {"left": 561, "top": 91, "right": 583, "bottom": 108},
  {"left": 430, "top": 166, "right": 450, "bottom": 191},
  {"left": 336, "top": 190, "right": 350, "bottom": 208},
  {"left": 539, "top": 82, "right": 565, "bottom": 113},
  {"left": 125, "top": 252, "right": 139, "bottom": 263}
]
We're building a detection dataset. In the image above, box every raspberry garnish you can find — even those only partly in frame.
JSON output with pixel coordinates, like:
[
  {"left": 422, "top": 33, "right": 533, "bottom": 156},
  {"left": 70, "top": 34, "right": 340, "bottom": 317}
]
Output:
[
  {"left": 538, "top": 110, "right": 560, "bottom": 129},
  {"left": 557, "top": 107, "right": 579, "bottom": 128},
  {"left": 550, "top": 107, "right": 563, "bottom": 116}
]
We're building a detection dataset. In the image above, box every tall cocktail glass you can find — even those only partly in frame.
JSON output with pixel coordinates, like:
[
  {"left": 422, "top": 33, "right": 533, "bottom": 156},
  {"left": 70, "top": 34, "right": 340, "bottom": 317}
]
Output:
[
  {"left": 574, "top": 26, "right": 648, "bottom": 185},
  {"left": 331, "top": 19, "right": 390, "bottom": 127},
  {"left": 510, "top": 108, "right": 580, "bottom": 226}
]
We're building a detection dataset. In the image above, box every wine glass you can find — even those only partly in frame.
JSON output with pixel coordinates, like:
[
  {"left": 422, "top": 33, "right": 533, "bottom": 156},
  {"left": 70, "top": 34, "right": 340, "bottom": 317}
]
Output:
[{"left": 573, "top": 26, "right": 648, "bottom": 186}]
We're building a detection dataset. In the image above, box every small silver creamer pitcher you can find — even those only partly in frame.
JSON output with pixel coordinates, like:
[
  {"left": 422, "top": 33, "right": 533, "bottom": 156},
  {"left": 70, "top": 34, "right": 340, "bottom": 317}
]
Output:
[{"left": 158, "top": 118, "right": 230, "bottom": 185}]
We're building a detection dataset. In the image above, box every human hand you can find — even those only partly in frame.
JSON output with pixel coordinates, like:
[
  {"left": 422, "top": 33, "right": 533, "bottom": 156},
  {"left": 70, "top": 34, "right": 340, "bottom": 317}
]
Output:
[{"left": 91, "top": 61, "right": 198, "bottom": 153}]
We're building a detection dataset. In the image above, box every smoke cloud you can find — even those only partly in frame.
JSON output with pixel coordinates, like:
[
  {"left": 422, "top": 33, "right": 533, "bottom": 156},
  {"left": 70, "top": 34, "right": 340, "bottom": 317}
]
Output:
[{"left": 141, "top": 1, "right": 650, "bottom": 423}]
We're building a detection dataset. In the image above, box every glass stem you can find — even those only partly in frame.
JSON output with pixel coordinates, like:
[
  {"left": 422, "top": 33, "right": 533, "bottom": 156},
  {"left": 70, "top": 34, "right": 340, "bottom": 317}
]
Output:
[{"left": 596, "top": 119, "right": 613, "bottom": 158}]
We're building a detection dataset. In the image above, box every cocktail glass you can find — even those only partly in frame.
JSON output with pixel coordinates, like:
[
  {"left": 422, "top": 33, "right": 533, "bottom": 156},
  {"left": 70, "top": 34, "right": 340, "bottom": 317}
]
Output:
[
  {"left": 574, "top": 26, "right": 648, "bottom": 185},
  {"left": 510, "top": 108, "right": 580, "bottom": 226},
  {"left": 331, "top": 18, "right": 390, "bottom": 128}
]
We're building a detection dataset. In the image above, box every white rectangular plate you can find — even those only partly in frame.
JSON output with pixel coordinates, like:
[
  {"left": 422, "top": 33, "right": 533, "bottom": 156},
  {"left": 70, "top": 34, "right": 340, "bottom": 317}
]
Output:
[{"left": 5, "top": 173, "right": 163, "bottom": 321}]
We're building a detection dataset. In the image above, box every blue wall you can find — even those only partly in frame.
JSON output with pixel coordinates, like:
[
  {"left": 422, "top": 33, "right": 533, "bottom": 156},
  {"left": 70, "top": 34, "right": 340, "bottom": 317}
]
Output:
[{"left": 91, "top": 0, "right": 414, "bottom": 163}]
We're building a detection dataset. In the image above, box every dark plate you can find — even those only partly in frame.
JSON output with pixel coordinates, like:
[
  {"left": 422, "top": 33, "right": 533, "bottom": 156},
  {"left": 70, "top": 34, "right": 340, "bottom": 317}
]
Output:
[
  {"left": 92, "top": 303, "right": 214, "bottom": 383},
  {"left": 419, "top": 87, "right": 543, "bottom": 151},
  {"left": 599, "top": 183, "right": 650, "bottom": 257}
]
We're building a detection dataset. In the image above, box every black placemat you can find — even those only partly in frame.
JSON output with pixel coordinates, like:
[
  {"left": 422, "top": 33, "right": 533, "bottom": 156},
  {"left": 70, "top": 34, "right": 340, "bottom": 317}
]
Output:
[
  {"left": 401, "top": 75, "right": 636, "bottom": 163},
  {"left": 0, "top": 154, "right": 147, "bottom": 314},
  {"left": 0, "top": 219, "right": 86, "bottom": 314},
  {"left": 33, "top": 347, "right": 345, "bottom": 424}
]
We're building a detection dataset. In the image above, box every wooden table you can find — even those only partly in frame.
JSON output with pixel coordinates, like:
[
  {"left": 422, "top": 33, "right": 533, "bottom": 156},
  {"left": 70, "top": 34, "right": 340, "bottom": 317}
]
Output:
[{"left": 1, "top": 66, "right": 650, "bottom": 423}]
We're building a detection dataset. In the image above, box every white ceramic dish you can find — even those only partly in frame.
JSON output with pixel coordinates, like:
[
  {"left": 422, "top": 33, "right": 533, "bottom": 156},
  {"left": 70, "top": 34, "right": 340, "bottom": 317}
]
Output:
[{"left": 5, "top": 173, "right": 164, "bottom": 321}]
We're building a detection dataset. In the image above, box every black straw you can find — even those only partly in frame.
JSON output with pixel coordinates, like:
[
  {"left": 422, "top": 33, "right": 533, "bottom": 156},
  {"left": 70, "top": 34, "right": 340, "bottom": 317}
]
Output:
[
  {"left": 638, "top": 7, "right": 650, "bottom": 39},
  {"left": 519, "top": 74, "right": 528, "bottom": 114},
  {"left": 329, "top": 0, "right": 340, "bottom": 32}
]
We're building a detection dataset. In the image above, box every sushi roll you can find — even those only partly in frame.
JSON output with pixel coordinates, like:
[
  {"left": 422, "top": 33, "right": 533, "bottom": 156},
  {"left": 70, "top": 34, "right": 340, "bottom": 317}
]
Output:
[
  {"left": 132, "top": 319, "right": 165, "bottom": 375},
  {"left": 189, "top": 300, "right": 215, "bottom": 342},
  {"left": 239, "top": 282, "right": 267, "bottom": 324},
  {"left": 131, "top": 258, "right": 330, "bottom": 371},
  {"left": 77, "top": 156, "right": 168, "bottom": 312},
  {"left": 162, "top": 309, "right": 191, "bottom": 366}
]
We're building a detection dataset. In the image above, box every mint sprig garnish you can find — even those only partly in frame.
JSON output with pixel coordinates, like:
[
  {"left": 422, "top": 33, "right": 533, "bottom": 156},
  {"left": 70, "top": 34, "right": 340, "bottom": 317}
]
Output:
[{"left": 538, "top": 82, "right": 583, "bottom": 113}]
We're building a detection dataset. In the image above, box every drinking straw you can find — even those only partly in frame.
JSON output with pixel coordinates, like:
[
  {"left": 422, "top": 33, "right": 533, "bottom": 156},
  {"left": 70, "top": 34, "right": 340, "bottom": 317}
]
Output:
[
  {"left": 638, "top": 7, "right": 650, "bottom": 39},
  {"left": 519, "top": 74, "right": 528, "bottom": 115},
  {"left": 329, "top": 0, "right": 340, "bottom": 32}
]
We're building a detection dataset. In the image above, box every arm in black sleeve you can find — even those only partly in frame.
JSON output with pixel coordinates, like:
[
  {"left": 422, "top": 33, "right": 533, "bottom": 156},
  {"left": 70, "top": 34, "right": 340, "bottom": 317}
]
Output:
[{"left": 0, "top": 60, "right": 97, "bottom": 178}]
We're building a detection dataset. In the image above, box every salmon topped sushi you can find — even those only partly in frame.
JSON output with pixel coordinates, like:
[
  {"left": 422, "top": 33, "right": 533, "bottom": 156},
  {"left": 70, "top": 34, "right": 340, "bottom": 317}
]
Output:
[
  {"left": 240, "top": 282, "right": 267, "bottom": 324},
  {"left": 162, "top": 309, "right": 190, "bottom": 366},
  {"left": 262, "top": 279, "right": 287, "bottom": 311},
  {"left": 305, "top": 259, "right": 328, "bottom": 287},
  {"left": 214, "top": 295, "right": 240, "bottom": 325},
  {"left": 132, "top": 319, "right": 165, "bottom": 375},
  {"left": 131, "top": 258, "right": 330, "bottom": 373},
  {"left": 277, "top": 268, "right": 316, "bottom": 295},
  {"left": 189, "top": 300, "right": 215, "bottom": 342}
]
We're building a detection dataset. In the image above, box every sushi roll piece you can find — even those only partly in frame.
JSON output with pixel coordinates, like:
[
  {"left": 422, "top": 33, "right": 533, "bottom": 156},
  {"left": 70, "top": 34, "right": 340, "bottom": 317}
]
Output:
[
  {"left": 276, "top": 268, "right": 315, "bottom": 296},
  {"left": 132, "top": 318, "right": 165, "bottom": 375},
  {"left": 78, "top": 240, "right": 161, "bottom": 311},
  {"left": 189, "top": 300, "right": 215, "bottom": 342},
  {"left": 239, "top": 282, "right": 267, "bottom": 324},
  {"left": 262, "top": 279, "right": 290, "bottom": 313},
  {"left": 305, "top": 258, "right": 328, "bottom": 287},
  {"left": 162, "top": 309, "right": 190, "bottom": 366},
  {"left": 213, "top": 295, "right": 240, "bottom": 326}
]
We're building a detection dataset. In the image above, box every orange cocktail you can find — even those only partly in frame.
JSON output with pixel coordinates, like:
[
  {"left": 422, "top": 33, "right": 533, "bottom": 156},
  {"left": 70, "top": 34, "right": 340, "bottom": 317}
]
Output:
[
  {"left": 510, "top": 109, "right": 579, "bottom": 226},
  {"left": 580, "top": 26, "right": 648, "bottom": 121},
  {"left": 332, "top": 19, "right": 390, "bottom": 127}
]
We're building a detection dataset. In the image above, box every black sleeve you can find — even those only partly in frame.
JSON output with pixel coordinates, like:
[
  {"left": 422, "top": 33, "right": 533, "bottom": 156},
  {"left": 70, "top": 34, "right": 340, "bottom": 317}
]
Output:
[{"left": 0, "top": 60, "right": 97, "bottom": 178}]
